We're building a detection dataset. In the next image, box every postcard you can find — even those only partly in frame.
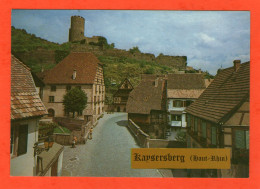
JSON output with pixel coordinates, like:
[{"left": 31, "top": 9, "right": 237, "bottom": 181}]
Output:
[{"left": 2, "top": 1, "right": 259, "bottom": 188}]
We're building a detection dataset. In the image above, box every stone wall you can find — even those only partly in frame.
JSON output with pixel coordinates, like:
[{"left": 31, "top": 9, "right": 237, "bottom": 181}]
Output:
[
  {"left": 53, "top": 117, "right": 92, "bottom": 145},
  {"left": 70, "top": 44, "right": 187, "bottom": 71},
  {"left": 128, "top": 119, "right": 150, "bottom": 148},
  {"left": 14, "top": 49, "right": 56, "bottom": 65},
  {"left": 156, "top": 55, "right": 187, "bottom": 70},
  {"left": 53, "top": 133, "right": 71, "bottom": 145},
  {"left": 128, "top": 119, "right": 186, "bottom": 148}
]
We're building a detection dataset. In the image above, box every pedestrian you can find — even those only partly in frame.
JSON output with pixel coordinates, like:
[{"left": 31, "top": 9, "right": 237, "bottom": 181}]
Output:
[
  {"left": 72, "top": 136, "right": 77, "bottom": 148},
  {"left": 89, "top": 127, "right": 93, "bottom": 140}
]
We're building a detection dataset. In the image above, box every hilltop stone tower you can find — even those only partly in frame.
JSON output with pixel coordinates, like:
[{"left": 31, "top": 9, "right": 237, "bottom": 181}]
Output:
[{"left": 69, "top": 16, "right": 85, "bottom": 42}]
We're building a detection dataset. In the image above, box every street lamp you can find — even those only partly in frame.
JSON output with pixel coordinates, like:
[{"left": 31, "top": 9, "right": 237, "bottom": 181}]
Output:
[
  {"left": 34, "top": 136, "right": 54, "bottom": 156},
  {"left": 44, "top": 136, "right": 54, "bottom": 150}
]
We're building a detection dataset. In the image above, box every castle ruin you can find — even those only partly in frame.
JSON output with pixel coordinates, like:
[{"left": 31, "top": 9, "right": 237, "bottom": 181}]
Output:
[
  {"left": 69, "top": 15, "right": 100, "bottom": 44},
  {"left": 69, "top": 15, "right": 187, "bottom": 71}
]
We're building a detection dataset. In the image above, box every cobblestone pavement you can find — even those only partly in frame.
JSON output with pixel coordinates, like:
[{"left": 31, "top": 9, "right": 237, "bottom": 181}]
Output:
[{"left": 62, "top": 113, "right": 162, "bottom": 177}]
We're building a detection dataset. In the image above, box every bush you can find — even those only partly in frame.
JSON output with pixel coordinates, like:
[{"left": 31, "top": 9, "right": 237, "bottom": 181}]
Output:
[{"left": 175, "top": 130, "right": 186, "bottom": 142}]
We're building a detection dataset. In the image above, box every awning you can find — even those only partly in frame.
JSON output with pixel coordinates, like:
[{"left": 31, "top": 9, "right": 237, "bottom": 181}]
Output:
[{"left": 169, "top": 110, "right": 183, "bottom": 115}]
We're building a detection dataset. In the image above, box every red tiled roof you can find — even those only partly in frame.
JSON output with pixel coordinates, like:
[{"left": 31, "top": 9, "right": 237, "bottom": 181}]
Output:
[
  {"left": 11, "top": 55, "right": 47, "bottom": 120},
  {"left": 43, "top": 52, "right": 101, "bottom": 84},
  {"left": 167, "top": 73, "right": 206, "bottom": 89},
  {"left": 167, "top": 89, "right": 205, "bottom": 99},
  {"left": 126, "top": 75, "right": 166, "bottom": 114},
  {"left": 167, "top": 74, "right": 207, "bottom": 99},
  {"left": 185, "top": 62, "right": 249, "bottom": 124}
]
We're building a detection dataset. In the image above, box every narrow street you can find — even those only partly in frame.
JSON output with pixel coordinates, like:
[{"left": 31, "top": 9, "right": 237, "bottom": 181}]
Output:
[{"left": 62, "top": 113, "right": 162, "bottom": 177}]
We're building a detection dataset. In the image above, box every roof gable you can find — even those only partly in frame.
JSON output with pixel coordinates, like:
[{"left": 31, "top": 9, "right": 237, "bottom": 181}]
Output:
[
  {"left": 43, "top": 52, "right": 101, "bottom": 84},
  {"left": 119, "top": 78, "right": 134, "bottom": 90},
  {"left": 126, "top": 75, "right": 166, "bottom": 114},
  {"left": 185, "top": 62, "right": 249, "bottom": 124},
  {"left": 11, "top": 55, "right": 47, "bottom": 120}
]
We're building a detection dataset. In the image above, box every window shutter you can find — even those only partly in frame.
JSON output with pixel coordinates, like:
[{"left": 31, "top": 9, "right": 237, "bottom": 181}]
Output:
[
  {"left": 245, "top": 130, "right": 249, "bottom": 149},
  {"left": 18, "top": 125, "right": 28, "bottom": 155},
  {"left": 194, "top": 118, "right": 198, "bottom": 132},
  {"left": 235, "top": 130, "right": 245, "bottom": 149},
  {"left": 202, "top": 121, "right": 207, "bottom": 138},
  {"left": 211, "top": 127, "right": 217, "bottom": 145}
]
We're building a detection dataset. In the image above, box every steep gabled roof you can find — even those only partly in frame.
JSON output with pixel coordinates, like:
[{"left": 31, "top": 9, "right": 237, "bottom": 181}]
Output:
[
  {"left": 126, "top": 75, "right": 166, "bottom": 114},
  {"left": 113, "top": 78, "right": 133, "bottom": 97},
  {"left": 11, "top": 55, "right": 47, "bottom": 120},
  {"left": 185, "top": 62, "right": 249, "bottom": 124},
  {"left": 167, "top": 73, "right": 207, "bottom": 99},
  {"left": 43, "top": 52, "right": 101, "bottom": 85},
  {"left": 167, "top": 73, "right": 206, "bottom": 89},
  {"left": 118, "top": 78, "right": 134, "bottom": 90}
]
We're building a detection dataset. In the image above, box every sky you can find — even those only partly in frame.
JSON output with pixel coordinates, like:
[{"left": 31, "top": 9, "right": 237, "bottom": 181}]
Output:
[{"left": 11, "top": 10, "right": 250, "bottom": 75}]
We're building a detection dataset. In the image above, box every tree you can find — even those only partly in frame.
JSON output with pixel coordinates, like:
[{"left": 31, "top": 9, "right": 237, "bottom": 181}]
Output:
[
  {"left": 129, "top": 46, "right": 141, "bottom": 54},
  {"left": 63, "top": 87, "right": 88, "bottom": 117}
]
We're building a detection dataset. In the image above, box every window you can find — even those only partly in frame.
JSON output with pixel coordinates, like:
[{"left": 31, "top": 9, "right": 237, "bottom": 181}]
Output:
[
  {"left": 235, "top": 130, "right": 249, "bottom": 149},
  {"left": 211, "top": 126, "right": 217, "bottom": 145},
  {"left": 202, "top": 121, "right": 207, "bottom": 138},
  {"left": 174, "top": 100, "right": 182, "bottom": 107},
  {"left": 49, "top": 96, "right": 55, "bottom": 103},
  {"left": 51, "top": 85, "right": 56, "bottom": 91},
  {"left": 171, "top": 115, "right": 181, "bottom": 121},
  {"left": 10, "top": 125, "right": 28, "bottom": 156},
  {"left": 66, "top": 85, "right": 71, "bottom": 91}
]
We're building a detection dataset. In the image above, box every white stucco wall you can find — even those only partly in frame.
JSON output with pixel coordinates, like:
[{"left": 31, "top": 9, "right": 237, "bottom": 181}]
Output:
[
  {"left": 57, "top": 151, "right": 64, "bottom": 176},
  {"left": 42, "top": 84, "right": 105, "bottom": 122},
  {"left": 10, "top": 119, "right": 39, "bottom": 176},
  {"left": 42, "top": 84, "right": 94, "bottom": 117},
  {"left": 167, "top": 99, "right": 187, "bottom": 127}
]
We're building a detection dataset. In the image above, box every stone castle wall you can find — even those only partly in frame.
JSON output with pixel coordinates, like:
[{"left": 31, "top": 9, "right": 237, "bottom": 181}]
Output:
[
  {"left": 14, "top": 48, "right": 56, "bottom": 65},
  {"left": 70, "top": 44, "right": 187, "bottom": 70}
]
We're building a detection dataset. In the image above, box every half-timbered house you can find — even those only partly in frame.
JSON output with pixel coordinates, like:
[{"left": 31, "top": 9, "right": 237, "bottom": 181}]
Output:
[
  {"left": 185, "top": 60, "right": 249, "bottom": 178},
  {"left": 113, "top": 78, "right": 133, "bottom": 112}
]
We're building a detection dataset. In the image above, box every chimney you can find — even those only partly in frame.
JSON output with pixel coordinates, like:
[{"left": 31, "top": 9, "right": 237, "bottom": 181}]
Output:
[
  {"left": 233, "top": 60, "right": 241, "bottom": 72},
  {"left": 73, "top": 69, "right": 77, "bottom": 80}
]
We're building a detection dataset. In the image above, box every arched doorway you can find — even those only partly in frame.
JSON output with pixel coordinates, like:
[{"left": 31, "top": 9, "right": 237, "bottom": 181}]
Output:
[{"left": 48, "top": 109, "right": 55, "bottom": 117}]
